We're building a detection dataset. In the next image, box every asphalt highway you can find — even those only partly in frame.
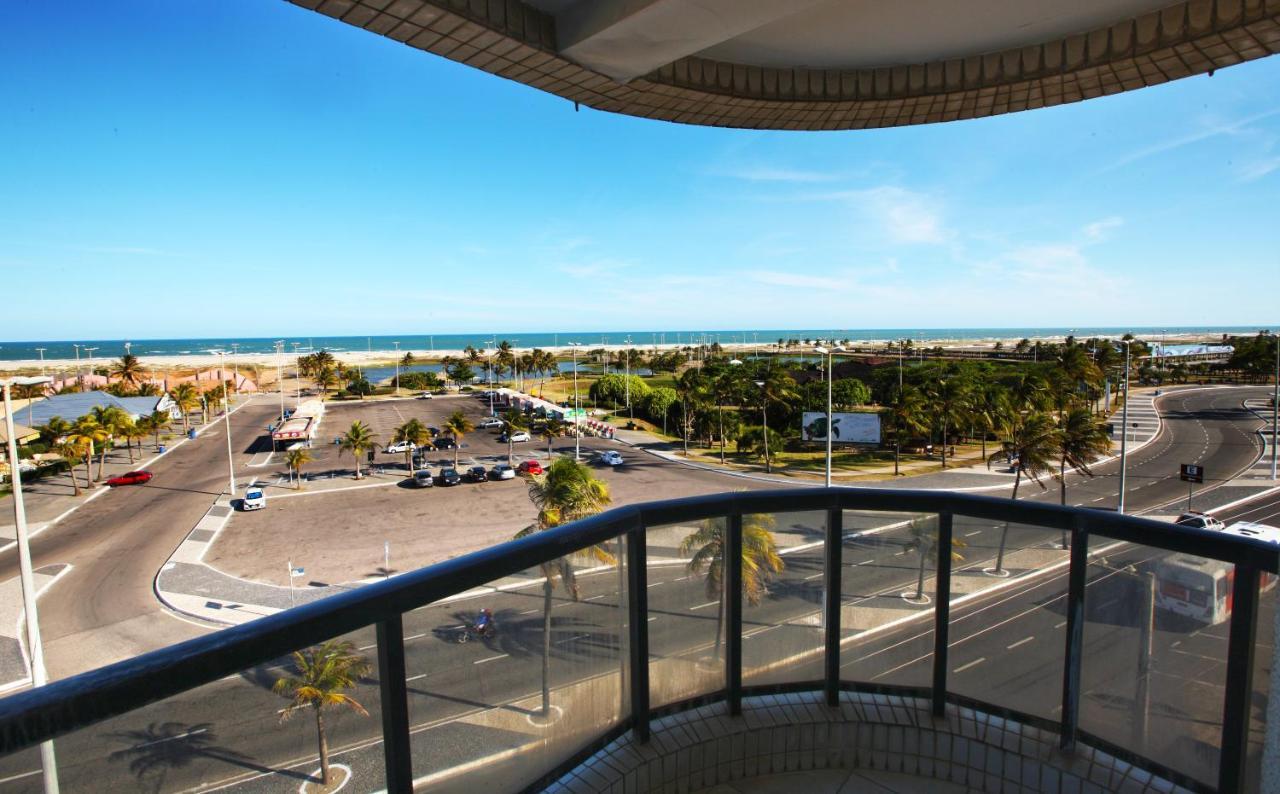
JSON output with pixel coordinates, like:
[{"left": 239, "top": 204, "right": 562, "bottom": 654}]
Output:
[{"left": 0, "top": 386, "right": 1273, "bottom": 792}]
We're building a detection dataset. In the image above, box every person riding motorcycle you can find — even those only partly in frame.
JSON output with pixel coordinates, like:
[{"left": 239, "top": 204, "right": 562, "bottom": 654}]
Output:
[{"left": 472, "top": 608, "right": 495, "bottom": 637}]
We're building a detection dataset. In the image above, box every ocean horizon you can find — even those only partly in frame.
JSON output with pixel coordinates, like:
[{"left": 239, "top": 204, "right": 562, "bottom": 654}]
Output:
[{"left": 0, "top": 326, "right": 1271, "bottom": 362}]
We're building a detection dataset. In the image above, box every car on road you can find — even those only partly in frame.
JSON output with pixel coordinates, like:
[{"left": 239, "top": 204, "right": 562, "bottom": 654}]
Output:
[
  {"left": 385, "top": 441, "right": 418, "bottom": 454},
  {"left": 478, "top": 417, "right": 504, "bottom": 429},
  {"left": 598, "top": 450, "right": 624, "bottom": 466},
  {"left": 517, "top": 460, "right": 544, "bottom": 475},
  {"left": 417, "top": 392, "right": 433, "bottom": 399},
  {"left": 500, "top": 431, "right": 531, "bottom": 443},
  {"left": 241, "top": 487, "right": 266, "bottom": 510},
  {"left": 411, "top": 469, "right": 435, "bottom": 488},
  {"left": 439, "top": 467, "right": 462, "bottom": 486},
  {"left": 107, "top": 470, "right": 153, "bottom": 487},
  {"left": 466, "top": 465, "right": 489, "bottom": 483},
  {"left": 1176, "top": 511, "right": 1225, "bottom": 530},
  {"left": 489, "top": 464, "right": 515, "bottom": 481},
  {"left": 435, "top": 437, "right": 458, "bottom": 450}
]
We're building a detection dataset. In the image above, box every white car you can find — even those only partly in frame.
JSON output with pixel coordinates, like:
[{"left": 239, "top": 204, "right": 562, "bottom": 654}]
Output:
[
  {"left": 478, "top": 417, "right": 505, "bottom": 429},
  {"left": 417, "top": 392, "right": 433, "bottom": 400},
  {"left": 1176, "top": 512, "right": 1224, "bottom": 530},
  {"left": 242, "top": 488, "right": 266, "bottom": 511},
  {"left": 385, "top": 441, "right": 418, "bottom": 454},
  {"left": 505, "top": 431, "right": 532, "bottom": 443},
  {"left": 599, "top": 450, "right": 624, "bottom": 466}
]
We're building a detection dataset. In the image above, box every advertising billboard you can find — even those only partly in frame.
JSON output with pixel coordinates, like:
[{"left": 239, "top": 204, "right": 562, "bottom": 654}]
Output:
[{"left": 801, "top": 411, "right": 881, "bottom": 444}]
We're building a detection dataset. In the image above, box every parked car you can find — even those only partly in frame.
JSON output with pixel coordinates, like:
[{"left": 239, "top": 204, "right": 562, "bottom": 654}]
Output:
[
  {"left": 241, "top": 487, "right": 266, "bottom": 510},
  {"left": 411, "top": 469, "right": 435, "bottom": 488},
  {"left": 1176, "top": 511, "right": 1225, "bottom": 530},
  {"left": 435, "top": 437, "right": 458, "bottom": 450},
  {"left": 478, "top": 417, "right": 504, "bottom": 429},
  {"left": 107, "top": 470, "right": 153, "bottom": 487},
  {"left": 417, "top": 392, "right": 433, "bottom": 399},
  {"left": 385, "top": 441, "right": 417, "bottom": 454},
  {"left": 598, "top": 450, "right": 624, "bottom": 466},
  {"left": 439, "top": 467, "right": 462, "bottom": 486},
  {"left": 427, "top": 426, "right": 441, "bottom": 436},
  {"left": 517, "top": 460, "right": 544, "bottom": 475},
  {"left": 466, "top": 465, "right": 489, "bottom": 483},
  {"left": 489, "top": 464, "right": 515, "bottom": 481},
  {"left": 501, "top": 431, "right": 532, "bottom": 443}
]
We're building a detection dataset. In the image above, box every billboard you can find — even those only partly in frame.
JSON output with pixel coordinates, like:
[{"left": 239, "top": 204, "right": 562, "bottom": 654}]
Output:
[{"left": 801, "top": 411, "right": 881, "bottom": 444}]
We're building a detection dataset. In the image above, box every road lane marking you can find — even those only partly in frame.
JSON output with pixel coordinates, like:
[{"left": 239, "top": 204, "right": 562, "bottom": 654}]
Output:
[
  {"left": 585, "top": 594, "right": 605, "bottom": 601},
  {"left": 647, "top": 616, "right": 658, "bottom": 622},
  {"left": 690, "top": 601, "right": 718, "bottom": 611},
  {"left": 518, "top": 609, "right": 538, "bottom": 616},
  {"left": 964, "top": 530, "right": 983, "bottom": 537},
  {"left": 555, "top": 634, "right": 589, "bottom": 645},
  {"left": 132, "top": 727, "right": 209, "bottom": 749},
  {"left": 0, "top": 770, "right": 40, "bottom": 785},
  {"left": 805, "top": 573, "right": 824, "bottom": 580},
  {"left": 1054, "top": 621, "right": 1067, "bottom": 629},
  {"left": 647, "top": 581, "right": 664, "bottom": 588},
  {"left": 953, "top": 658, "right": 986, "bottom": 673},
  {"left": 473, "top": 654, "right": 509, "bottom": 665},
  {"left": 405, "top": 633, "right": 425, "bottom": 642},
  {"left": 406, "top": 673, "right": 427, "bottom": 682},
  {"left": 1006, "top": 636, "right": 1034, "bottom": 650}
]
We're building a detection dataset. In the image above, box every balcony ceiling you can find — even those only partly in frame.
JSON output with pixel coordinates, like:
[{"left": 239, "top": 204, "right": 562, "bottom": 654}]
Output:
[{"left": 295, "top": 0, "right": 1280, "bottom": 129}]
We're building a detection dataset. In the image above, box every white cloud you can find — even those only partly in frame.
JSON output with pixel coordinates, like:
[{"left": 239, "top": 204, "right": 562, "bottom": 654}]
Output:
[
  {"left": 1096, "top": 106, "right": 1280, "bottom": 174},
  {"left": 1082, "top": 216, "right": 1123, "bottom": 241},
  {"left": 788, "top": 185, "right": 950, "bottom": 245},
  {"left": 747, "top": 270, "right": 850, "bottom": 290},
  {"left": 1237, "top": 156, "right": 1280, "bottom": 182}
]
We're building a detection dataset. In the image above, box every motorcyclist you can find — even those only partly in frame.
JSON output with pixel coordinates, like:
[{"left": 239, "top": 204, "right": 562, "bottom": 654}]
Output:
[{"left": 473, "top": 608, "right": 495, "bottom": 636}]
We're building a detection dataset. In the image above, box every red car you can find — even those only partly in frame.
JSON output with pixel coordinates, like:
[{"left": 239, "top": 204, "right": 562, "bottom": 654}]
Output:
[
  {"left": 517, "top": 460, "right": 543, "bottom": 476},
  {"left": 107, "top": 470, "right": 154, "bottom": 487}
]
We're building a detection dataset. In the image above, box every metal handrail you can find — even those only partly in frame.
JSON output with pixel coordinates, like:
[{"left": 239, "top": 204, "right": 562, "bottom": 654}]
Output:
[{"left": 0, "top": 487, "right": 1274, "bottom": 793}]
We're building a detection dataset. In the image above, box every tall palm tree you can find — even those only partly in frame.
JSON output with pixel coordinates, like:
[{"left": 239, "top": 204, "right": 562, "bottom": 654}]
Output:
[
  {"left": 392, "top": 418, "right": 431, "bottom": 475},
  {"left": 442, "top": 409, "right": 474, "bottom": 467},
  {"left": 676, "top": 369, "right": 708, "bottom": 458},
  {"left": 679, "top": 511, "right": 783, "bottom": 660},
  {"left": 120, "top": 417, "right": 144, "bottom": 463},
  {"left": 273, "top": 640, "right": 371, "bottom": 786},
  {"left": 512, "top": 458, "right": 615, "bottom": 717},
  {"left": 143, "top": 410, "right": 171, "bottom": 450},
  {"left": 171, "top": 383, "right": 200, "bottom": 433},
  {"left": 751, "top": 364, "right": 797, "bottom": 473},
  {"left": 541, "top": 417, "right": 566, "bottom": 460},
  {"left": 91, "top": 405, "right": 131, "bottom": 480},
  {"left": 708, "top": 364, "right": 742, "bottom": 463},
  {"left": 54, "top": 439, "right": 86, "bottom": 496},
  {"left": 927, "top": 376, "right": 970, "bottom": 469},
  {"left": 112, "top": 353, "right": 145, "bottom": 388},
  {"left": 68, "top": 416, "right": 107, "bottom": 489},
  {"left": 338, "top": 421, "right": 379, "bottom": 479},
  {"left": 285, "top": 447, "right": 313, "bottom": 489},
  {"left": 1055, "top": 407, "right": 1113, "bottom": 547},
  {"left": 314, "top": 366, "right": 338, "bottom": 398},
  {"left": 36, "top": 416, "right": 71, "bottom": 448},
  {"left": 1006, "top": 370, "right": 1050, "bottom": 414},
  {"left": 987, "top": 411, "right": 1060, "bottom": 574},
  {"left": 885, "top": 385, "right": 928, "bottom": 476},
  {"left": 501, "top": 409, "right": 528, "bottom": 466}
]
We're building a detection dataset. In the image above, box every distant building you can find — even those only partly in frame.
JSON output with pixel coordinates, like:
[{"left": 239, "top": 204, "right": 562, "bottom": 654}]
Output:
[{"left": 20, "top": 391, "right": 178, "bottom": 427}]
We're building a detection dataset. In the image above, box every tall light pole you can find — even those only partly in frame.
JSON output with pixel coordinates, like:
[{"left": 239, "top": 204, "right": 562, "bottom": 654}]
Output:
[
  {"left": 569, "top": 342, "right": 582, "bottom": 460},
  {"left": 35, "top": 348, "right": 46, "bottom": 376},
  {"left": 274, "top": 341, "right": 286, "bottom": 421},
  {"left": 230, "top": 343, "right": 239, "bottom": 393},
  {"left": 214, "top": 351, "right": 236, "bottom": 496},
  {"left": 623, "top": 336, "right": 633, "bottom": 418},
  {"left": 754, "top": 378, "right": 771, "bottom": 473},
  {"left": 73, "top": 344, "right": 81, "bottom": 389},
  {"left": 2, "top": 376, "right": 60, "bottom": 794},
  {"left": 393, "top": 341, "right": 401, "bottom": 396},
  {"left": 815, "top": 346, "right": 844, "bottom": 487},
  {"left": 1118, "top": 340, "right": 1131, "bottom": 514},
  {"left": 1272, "top": 331, "right": 1278, "bottom": 480}
]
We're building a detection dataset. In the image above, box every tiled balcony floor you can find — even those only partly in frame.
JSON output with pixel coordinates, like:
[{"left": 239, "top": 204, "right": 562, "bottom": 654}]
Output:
[{"left": 704, "top": 768, "right": 971, "bottom": 793}]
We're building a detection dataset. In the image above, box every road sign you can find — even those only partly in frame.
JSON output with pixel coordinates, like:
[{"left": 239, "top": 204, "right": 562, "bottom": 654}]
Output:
[{"left": 1180, "top": 464, "right": 1204, "bottom": 484}]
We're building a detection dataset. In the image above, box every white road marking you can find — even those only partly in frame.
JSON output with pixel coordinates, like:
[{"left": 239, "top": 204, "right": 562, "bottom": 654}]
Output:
[
  {"left": 690, "top": 601, "right": 718, "bottom": 611},
  {"left": 805, "top": 573, "right": 824, "bottom": 580},
  {"left": 406, "top": 673, "right": 427, "bottom": 682},
  {"left": 1006, "top": 636, "right": 1035, "bottom": 650},
  {"left": 964, "top": 530, "right": 983, "bottom": 537},
  {"left": 647, "top": 581, "right": 664, "bottom": 588},
  {"left": 585, "top": 594, "right": 605, "bottom": 601},
  {"left": 953, "top": 658, "right": 986, "bottom": 673},
  {"left": 518, "top": 609, "right": 538, "bottom": 616},
  {"left": 0, "top": 770, "right": 41, "bottom": 785},
  {"left": 473, "top": 654, "right": 509, "bottom": 665},
  {"left": 647, "top": 616, "right": 658, "bottom": 622},
  {"left": 555, "top": 634, "right": 589, "bottom": 645},
  {"left": 1054, "top": 621, "right": 1067, "bottom": 629}
]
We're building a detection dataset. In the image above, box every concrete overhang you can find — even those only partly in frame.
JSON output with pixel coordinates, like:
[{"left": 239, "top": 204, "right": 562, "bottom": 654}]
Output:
[{"left": 291, "top": 0, "right": 1280, "bottom": 130}]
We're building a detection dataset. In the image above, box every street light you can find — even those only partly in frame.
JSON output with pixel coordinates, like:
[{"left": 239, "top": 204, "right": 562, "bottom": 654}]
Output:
[
  {"left": 623, "top": 336, "right": 633, "bottom": 418},
  {"left": 2, "top": 375, "right": 60, "bottom": 794},
  {"left": 1272, "top": 332, "right": 1278, "bottom": 480},
  {"left": 815, "top": 345, "right": 845, "bottom": 487},
  {"left": 1118, "top": 340, "right": 1132, "bottom": 514},
  {"left": 568, "top": 342, "right": 582, "bottom": 460},
  {"left": 213, "top": 351, "right": 236, "bottom": 496},
  {"left": 393, "top": 341, "right": 401, "bottom": 396}
]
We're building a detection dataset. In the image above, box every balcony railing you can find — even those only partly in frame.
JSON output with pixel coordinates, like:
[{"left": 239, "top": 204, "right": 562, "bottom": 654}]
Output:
[{"left": 0, "top": 488, "right": 1275, "bottom": 793}]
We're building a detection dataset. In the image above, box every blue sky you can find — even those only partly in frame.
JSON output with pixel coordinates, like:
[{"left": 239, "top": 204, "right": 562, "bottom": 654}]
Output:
[{"left": 2, "top": 1, "right": 1278, "bottom": 339}]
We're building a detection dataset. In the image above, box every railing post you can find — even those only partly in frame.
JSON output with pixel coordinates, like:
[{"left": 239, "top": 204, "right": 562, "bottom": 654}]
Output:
[
  {"left": 824, "top": 506, "right": 843, "bottom": 707},
  {"left": 1059, "top": 516, "right": 1088, "bottom": 751},
  {"left": 376, "top": 615, "right": 413, "bottom": 793},
  {"left": 1219, "top": 564, "right": 1261, "bottom": 794},
  {"left": 626, "top": 526, "right": 650, "bottom": 742},
  {"left": 931, "top": 512, "right": 953, "bottom": 718},
  {"left": 726, "top": 512, "right": 743, "bottom": 716}
]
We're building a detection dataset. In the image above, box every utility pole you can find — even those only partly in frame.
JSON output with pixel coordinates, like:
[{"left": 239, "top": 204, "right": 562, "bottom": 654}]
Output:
[
  {"left": 230, "top": 343, "right": 239, "bottom": 393},
  {"left": 569, "top": 343, "right": 582, "bottom": 460},
  {"left": 1118, "top": 340, "right": 1131, "bottom": 514},
  {"left": 73, "top": 344, "right": 81, "bottom": 389},
  {"left": 393, "top": 341, "right": 401, "bottom": 396},
  {"left": 274, "top": 341, "right": 285, "bottom": 422},
  {"left": 35, "top": 348, "right": 45, "bottom": 377},
  {"left": 217, "top": 351, "right": 236, "bottom": 496}
]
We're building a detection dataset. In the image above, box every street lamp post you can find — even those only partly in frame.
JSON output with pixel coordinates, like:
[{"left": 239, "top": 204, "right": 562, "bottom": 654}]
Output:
[
  {"left": 215, "top": 351, "right": 236, "bottom": 496},
  {"left": 754, "top": 378, "right": 771, "bottom": 473},
  {"left": 1118, "top": 340, "right": 1132, "bottom": 514},
  {"left": 1272, "top": 331, "right": 1278, "bottom": 479},
  {"left": 569, "top": 342, "right": 582, "bottom": 460},
  {"left": 230, "top": 343, "right": 239, "bottom": 393},
  {"left": 84, "top": 347, "right": 98, "bottom": 388},
  {"left": 35, "top": 348, "right": 46, "bottom": 377},
  {"left": 393, "top": 341, "right": 401, "bottom": 396},
  {"left": 73, "top": 344, "right": 81, "bottom": 389},
  {"left": 2, "top": 376, "right": 60, "bottom": 794},
  {"left": 815, "top": 346, "right": 844, "bottom": 487},
  {"left": 624, "top": 336, "right": 633, "bottom": 419}
]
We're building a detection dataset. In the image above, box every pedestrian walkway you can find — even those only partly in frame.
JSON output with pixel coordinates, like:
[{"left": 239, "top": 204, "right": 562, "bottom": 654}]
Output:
[
  {"left": 0, "top": 564, "right": 70, "bottom": 693},
  {"left": 1107, "top": 388, "right": 1161, "bottom": 451},
  {"left": 1241, "top": 398, "right": 1278, "bottom": 483}
]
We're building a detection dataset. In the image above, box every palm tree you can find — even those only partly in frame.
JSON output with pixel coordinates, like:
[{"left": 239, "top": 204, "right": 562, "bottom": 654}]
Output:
[
  {"left": 927, "top": 377, "right": 970, "bottom": 469},
  {"left": 171, "top": 383, "right": 200, "bottom": 433},
  {"left": 54, "top": 439, "right": 86, "bottom": 496},
  {"left": 676, "top": 369, "right": 708, "bottom": 458},
  {"left": 679, "top": 511, "right": 783, "bottom": 660},
  {"left": 143, "top": 410, "right": 171, "bottom": 450},
  {"left": 541, "top": 417, "right": 566, "bottom": 460},
  {"left": 273, "top": 640, "right": 371, "bottom": 786},
  {"left": 338, "top": 421, "right": 379, "bottom": 479},
  {"left": 68, "top": 416, "right": 107, "bottom": 489},
  {"left": 442, "top": 409, "right": 474, "bottom": 468},
  {"left": 885, "top": 385, "right": 928, "bottom": 476},
  {"left": 751, "top": 364, "right": 797, "bottom": 473},
  {"left": 501, "top": 409, "right": 528, "bottom": 466},
  {"left": 987, "top": 411, "right": 1060, "bottom": 574},
  {"left": 91, "top": 405, "right": 131, "bottom": 480},
  {"left": 708, "top": 363, "right": 742, "bottom": 463},
  {"left": 120, "top": 417, "right": 144, "bottom": 463},
  {"left": 904, "top": 517, "right": 966, "bottom": 602},
  {"left": 36, "top": 416, "right": 71, "bottom": 448},
  {"left": 1055, "top": 407, "right": 1113, "bottom": 547},
  {"left": 392, "top": 418, "right": 431, "bottom": 475},
  {"left": 285, "top": 447, "right": 313, "bottom": 489},
  {"left": 314, "top": 366, "right": 338, "bottom": 398},
  {"left": 112, "top": 353, "right": 145, "bottom": 388},
  {"left": 511, "top": 458, "right": 615, "bottom": 717}
]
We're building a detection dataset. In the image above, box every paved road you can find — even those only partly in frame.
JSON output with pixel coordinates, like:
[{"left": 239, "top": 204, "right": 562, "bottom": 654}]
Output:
[{"left": 0, "top": 386, "right": 1272, "bottom": 792}]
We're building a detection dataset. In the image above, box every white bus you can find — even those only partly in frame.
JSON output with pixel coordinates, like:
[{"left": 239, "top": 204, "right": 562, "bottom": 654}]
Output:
[{"left": 1154, "top": 522, "right": 1280, "bottom": 625}]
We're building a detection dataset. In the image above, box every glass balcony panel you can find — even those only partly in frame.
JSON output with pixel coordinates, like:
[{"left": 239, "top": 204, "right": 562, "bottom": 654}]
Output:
[
  {"left": 839, "top": 510, "right": 937, "bottom": 688},
  {"left": 1246, "top": 572, "right": 1273, "bottom": 792},
  {"left": 943, "top": 517, "right": 1067, "bottom": 722},
  {"left": 647, "top": 517, "right": 726, "bottom": 709},
  {"left": 406, "top": 534, "right": 630, "bottom": 793},
  {"left": 1080, "top": 538, "right": 1235, "bottom": 789},
  {"left": 22, "top": 630, "right": 382, "bottom": 792},
  {"left": 741, "top": 510, "right": 826, "bottom": 687}
]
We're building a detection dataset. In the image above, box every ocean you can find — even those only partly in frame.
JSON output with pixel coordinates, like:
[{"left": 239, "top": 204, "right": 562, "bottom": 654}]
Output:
[{"left": 0, "top": 327, "right": 1267, "bottom": 362}]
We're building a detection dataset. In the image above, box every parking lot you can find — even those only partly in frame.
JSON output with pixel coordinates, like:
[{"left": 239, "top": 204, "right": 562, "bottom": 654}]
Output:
[{"left": 206, "top": 393, "right": 773, "bottom": 587}]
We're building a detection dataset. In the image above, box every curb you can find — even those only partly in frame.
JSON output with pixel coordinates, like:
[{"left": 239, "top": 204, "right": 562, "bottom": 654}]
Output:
[{"left": 0, "top": 563, "right": 74, "bottom": 695}]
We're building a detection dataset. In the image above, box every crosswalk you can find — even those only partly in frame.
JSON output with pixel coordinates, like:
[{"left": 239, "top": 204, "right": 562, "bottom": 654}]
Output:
[
  {"left": 1242, "top": 398, "right": 1279, "bottom": 482},
  {"left": 1108, "top": 391, "right": 1161, "bottom": 451}
]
